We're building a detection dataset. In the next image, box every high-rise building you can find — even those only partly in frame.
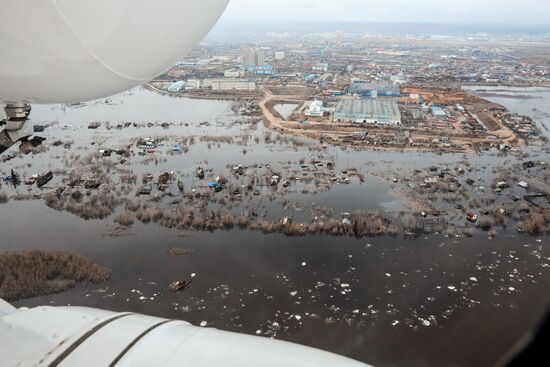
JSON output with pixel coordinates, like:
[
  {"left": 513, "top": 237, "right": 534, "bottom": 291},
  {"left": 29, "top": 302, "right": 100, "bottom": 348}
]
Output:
[
  {"left": 275, "top": 51, "right": 285, "bottom": 60},
  {"left": 244, "top": 47, "right": 267, "bottom": 67},
  {"left": 312, "top": 62, "right": 329, "bottom": 72}
]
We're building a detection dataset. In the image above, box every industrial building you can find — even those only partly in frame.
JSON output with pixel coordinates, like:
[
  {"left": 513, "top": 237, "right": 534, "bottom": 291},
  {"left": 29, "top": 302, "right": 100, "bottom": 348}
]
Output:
[
  {"left": 255, "top": 65, "right": 275, "bottom": 76},
  {"left": 348, "top": 82, "right": 401, "bottom": 98},
  {"left": 166, "top": 81, "right": 185, "bottom": 93},
  {"left": 334, "top": 99, "right": 402, "bottom": 125},
  {"left": 305, "top": 100, "right": 324, "bottom": 117},
  {"left": 224, "top": 69, "right": 245, "bottom": 78},
  {"left": 431, "top": 106, "right": 447, "bottom": 120},
  {"left": 211, "top": 79, "right": 256, "bottom": 92},
  {"left": 186, "top": 79, "right": 201, "bottom": 90}
]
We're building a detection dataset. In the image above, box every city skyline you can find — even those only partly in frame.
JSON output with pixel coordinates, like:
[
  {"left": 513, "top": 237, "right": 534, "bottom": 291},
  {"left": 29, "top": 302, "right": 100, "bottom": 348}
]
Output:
[{"left": 219, "top": 0, "right": 550, "bottom": 25}]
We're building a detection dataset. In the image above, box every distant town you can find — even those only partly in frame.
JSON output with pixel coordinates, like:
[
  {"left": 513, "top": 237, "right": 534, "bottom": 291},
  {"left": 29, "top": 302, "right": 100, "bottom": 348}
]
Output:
[{"left": 149, "top": 28, "right": 549, "bottom": 153}]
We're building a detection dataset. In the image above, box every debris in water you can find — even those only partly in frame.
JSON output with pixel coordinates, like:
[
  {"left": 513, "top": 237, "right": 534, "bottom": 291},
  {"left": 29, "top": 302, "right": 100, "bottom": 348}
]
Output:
[
  {"left": 167, "top": 248, "right": 193, "bottom": 257},
  {"left": 169, "top": 279, "right": 193, "bottom": 293}
]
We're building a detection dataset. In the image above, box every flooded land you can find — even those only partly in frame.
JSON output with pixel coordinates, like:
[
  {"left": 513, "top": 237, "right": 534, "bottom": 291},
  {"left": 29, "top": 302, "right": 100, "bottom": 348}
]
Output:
[{"left": 0, "top": 87, "right": 549, "bottom": 367}]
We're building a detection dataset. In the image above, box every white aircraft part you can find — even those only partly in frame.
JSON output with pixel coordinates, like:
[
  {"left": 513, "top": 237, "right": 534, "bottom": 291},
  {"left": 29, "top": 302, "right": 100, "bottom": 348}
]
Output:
[
  {"left": 0, "top": 299, "right": 16, "bottom": 318},
  {"left": 0, "top": 306, "right": 118, "bottom": 366},
  {"left": 0, "top": 305, "right": 370, "bottom": 367},
  {"left": 0, "top": 0, "right": 229, "bottom": 104}
]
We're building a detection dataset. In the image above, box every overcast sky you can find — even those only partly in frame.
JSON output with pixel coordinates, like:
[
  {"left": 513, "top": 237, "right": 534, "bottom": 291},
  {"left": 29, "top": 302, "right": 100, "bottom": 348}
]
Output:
[{"left": 219, "top": 0, "right": 550, "bottom": 24}]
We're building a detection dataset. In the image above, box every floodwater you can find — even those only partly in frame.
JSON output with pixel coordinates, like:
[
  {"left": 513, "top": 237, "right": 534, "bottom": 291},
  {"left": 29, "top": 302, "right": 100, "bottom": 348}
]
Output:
[
  {"left": 1, "top": 87, "right": 549, "bottom": 367},
  {"left": 273, "top": 103, "right": 299, "bottom": 120},
  {"left": 465, "top": 86, "right": 550, "bottom": 139}
]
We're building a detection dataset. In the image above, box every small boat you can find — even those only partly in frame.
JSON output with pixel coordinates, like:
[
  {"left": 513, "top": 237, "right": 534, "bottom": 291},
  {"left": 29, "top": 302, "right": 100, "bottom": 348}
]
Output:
[
  {"left": 169, "top": 279, "right": 193, "bottom": 293},
  {"left": 37, "top": 171, "right": 53, "bottom": 188},
  {"left": 404, "top": 231, "right": 419, "bottom": 238},
  {"left": 33, "top": 125, "right": 45, "bottom": 133},
  {"left": 136, "top": 187, "right": 152, "bottom": 196}
]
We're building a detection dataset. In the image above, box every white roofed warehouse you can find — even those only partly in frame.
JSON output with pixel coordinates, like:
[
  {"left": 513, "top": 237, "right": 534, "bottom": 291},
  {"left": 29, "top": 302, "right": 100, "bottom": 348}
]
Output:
[
  {"left": 166, "top": 81, "right": 186, "bottom": 93},
  {"left": 305, "top": 100, "right": 325, "bottom": 117},
  {"left": 334, "top": 99, "right": 402, "bottom": 125}
]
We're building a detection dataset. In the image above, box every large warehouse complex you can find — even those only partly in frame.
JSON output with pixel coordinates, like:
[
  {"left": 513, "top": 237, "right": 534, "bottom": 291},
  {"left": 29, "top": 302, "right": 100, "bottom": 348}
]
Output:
[
  {"left": 334, "top": 99, "right": 402, "bottom": 125},
  {"left": 209, "top": 79, "right": 257, "bottom": 92}
]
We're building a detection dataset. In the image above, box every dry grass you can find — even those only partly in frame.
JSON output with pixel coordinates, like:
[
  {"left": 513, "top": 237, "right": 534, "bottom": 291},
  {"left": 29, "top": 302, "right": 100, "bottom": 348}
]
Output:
[
  {"left": 200, "top": 136, "right": 234, "bottom": 144},
  {"left": 45, "top": 192, "right": 121, "bottom": 220},
  {"left": 133, "top": 206, "right": 397, "bottom": 238},
  {"left": 518, "top": 211, "right": 550, "bottom": 235},
  {"left": 114, "top": 211, "right": 134, "bottom": 227},
  {"left": 0, "top": 250, "right": 111, "bottom": 301}
]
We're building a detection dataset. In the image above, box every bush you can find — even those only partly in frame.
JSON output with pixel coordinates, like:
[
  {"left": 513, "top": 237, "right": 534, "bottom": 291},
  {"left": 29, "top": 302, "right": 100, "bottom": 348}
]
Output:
[
  {"left": 519, "top": 212, "right": 548, "bottom": 235},
  {"left": 114, "top": 211, "right": 134, "bottom": 227},
  {"left": 477, "top": 218, "right": 494, "bottom": 231},
  {"left": 0, "top": 250, "right": 111, "bottom": 301}
]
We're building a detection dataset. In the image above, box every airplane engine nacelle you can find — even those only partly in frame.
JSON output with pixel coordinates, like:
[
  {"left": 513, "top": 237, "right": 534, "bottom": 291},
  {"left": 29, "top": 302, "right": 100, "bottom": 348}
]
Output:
[
  {"left": 0, "top": 0, "right": 229, "bottom": 104},
  {"left": 0, "top": 303, "right": 370, "bottom": 367}
]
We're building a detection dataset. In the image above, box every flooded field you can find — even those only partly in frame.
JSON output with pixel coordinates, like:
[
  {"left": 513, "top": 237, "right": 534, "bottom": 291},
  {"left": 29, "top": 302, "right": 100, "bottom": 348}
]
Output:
[
  {"left": 1, "top": 87, "right": 549, "bottom": 367},
  {"left": 273, "top": 103, "right": 300, "bottom": 120}
]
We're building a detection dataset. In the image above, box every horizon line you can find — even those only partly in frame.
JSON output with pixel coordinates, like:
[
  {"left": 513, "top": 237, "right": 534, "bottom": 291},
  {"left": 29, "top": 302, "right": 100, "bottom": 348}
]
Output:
[{"left": 215, "top": 20, "right": 550, "bottom": 27}]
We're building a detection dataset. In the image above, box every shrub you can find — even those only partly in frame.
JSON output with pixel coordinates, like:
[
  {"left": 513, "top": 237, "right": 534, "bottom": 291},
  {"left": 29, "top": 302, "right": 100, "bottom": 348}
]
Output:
[
  {"left": 114, "top": 211, "right": 134, "bottom": 227},
  {"left": 0, "top": 250, "right": 110, "bottom": 301}
]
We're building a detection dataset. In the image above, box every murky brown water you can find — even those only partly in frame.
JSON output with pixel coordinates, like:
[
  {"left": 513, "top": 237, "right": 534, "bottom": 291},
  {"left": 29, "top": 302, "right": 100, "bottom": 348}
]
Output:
[{"left": 1, "top": 87, "right": 549, "bottom": 367}]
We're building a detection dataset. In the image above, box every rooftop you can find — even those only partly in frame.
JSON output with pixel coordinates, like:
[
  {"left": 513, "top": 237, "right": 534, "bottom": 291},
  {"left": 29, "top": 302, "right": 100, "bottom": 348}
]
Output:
[{"left": 335, "top": 99, "right": 401, "bottom": 118}]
